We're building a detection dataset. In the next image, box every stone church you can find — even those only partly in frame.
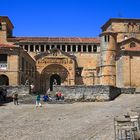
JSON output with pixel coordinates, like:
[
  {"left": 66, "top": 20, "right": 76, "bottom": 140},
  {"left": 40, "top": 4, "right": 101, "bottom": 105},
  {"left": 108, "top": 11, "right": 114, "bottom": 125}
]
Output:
[{"left": 0, "top": 16, "right": 140, "bottom": 93}]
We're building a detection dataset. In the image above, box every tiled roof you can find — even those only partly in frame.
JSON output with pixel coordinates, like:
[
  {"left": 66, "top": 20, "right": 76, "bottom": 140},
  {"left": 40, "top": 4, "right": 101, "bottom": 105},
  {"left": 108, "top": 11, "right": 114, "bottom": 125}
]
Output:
[
  {"left": 0, "top": 43, "right": 16, "bottom": 48},
  {"left": 8, "top": 37, "right": 100, "bottom": 44}
]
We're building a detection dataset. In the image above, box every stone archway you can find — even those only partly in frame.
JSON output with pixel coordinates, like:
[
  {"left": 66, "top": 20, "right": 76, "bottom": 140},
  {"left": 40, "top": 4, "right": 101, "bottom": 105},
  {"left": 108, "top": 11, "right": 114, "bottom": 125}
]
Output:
[
  {"left": 41, "top": 64, "right": 69, "bottom": 93},
  {"left": 0, "top": 75, "right": 9, "bottom": 85}
]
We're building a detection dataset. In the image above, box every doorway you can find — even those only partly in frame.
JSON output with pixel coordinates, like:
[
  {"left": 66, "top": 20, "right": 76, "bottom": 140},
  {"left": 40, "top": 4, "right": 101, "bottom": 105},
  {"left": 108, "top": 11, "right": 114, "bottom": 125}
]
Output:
[{"left": 50, "top": 74, "right": 61, "bottom": 91}]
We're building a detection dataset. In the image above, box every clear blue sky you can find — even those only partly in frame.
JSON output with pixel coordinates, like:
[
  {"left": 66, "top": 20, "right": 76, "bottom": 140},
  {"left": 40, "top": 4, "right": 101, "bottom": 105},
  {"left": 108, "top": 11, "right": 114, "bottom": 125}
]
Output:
[{"left": 0, "top": 0, "right": 140, "bottom": 37}]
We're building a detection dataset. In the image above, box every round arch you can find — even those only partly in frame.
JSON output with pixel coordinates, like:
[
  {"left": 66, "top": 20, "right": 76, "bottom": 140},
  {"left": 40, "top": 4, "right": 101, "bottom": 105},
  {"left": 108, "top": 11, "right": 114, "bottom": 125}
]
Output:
[
  {"left": 41, "top": 64, "right": 69, "bottom": 92},
  {"left": 0, "top": 74, "right": 9, "bottom": 85}
]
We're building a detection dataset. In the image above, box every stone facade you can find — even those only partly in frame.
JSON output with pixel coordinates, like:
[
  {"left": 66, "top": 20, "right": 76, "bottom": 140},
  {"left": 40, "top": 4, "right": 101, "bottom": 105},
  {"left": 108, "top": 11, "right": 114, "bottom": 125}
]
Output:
[{"left": 0, "top": 16, "right": 140, "bottom": 94}]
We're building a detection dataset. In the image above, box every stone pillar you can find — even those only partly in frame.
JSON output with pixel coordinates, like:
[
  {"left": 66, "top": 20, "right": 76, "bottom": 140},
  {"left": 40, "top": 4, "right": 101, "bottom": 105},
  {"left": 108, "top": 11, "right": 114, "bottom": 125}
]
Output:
[
  {"left": 70, "top": 45, "right": 73, "bottom": 52},
  {"left": 65, "top": 45, "right": 68, "bottom": 52},
  {"left": 76, "top": 45, "right": 78, "bottom": 52},
  {"left": 81, "top": 45, "right": 83, "bottom": 52},
  {"left": 28, "top": 45, "right": 30, "bottom": 52},
  {"left": 60, "top": 45, "right": 62, "bottom": 50},
  {"left": 99, "top": 32, "right": 117, "bottom": 86},
  {"left": 33, "top": 45, "right": 36, "bottom": 52},
  {"left": 86, "top": 45, "right": 88, "bottom": 52},
  {"left": 44, "top": 45, "right": 47, "bottom": 52},
  {"left": 91, "top": 45, "right": 94, "bottom": 52}
]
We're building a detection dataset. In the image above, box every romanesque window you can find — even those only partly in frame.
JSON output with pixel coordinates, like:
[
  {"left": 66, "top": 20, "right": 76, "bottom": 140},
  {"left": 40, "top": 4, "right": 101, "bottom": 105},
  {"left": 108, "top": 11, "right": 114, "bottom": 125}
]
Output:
[
  {"left": 104, "top": 35, "right": 110, "bottom": 42},
  {"left": 57, "top": 45, "right": 60, "bottom": 50},
  {"left": 30, "top": 45, "right": 34, "bottom": 52},
  {"left": 62, "top": 45, "right": 65, "bottom": 51},
  {"left": 35, "top": 45, "right": 39, "bottom": 51},
  {"left": 88, "top": 45, "right": 91, "bottom": 52},
  {"left": 67, "top": 45, "right": 71, "bottom": 52},
  {"left": 93, "top": 45, "right": 97, "bottom": 52},
  {"left": 78, "top": 45, "right": 81, "bottom": 52},
  {"left": 83, "top": 45, "right": 86, "bottom": 52},
  {"left": 72, "top": 45, "right": 76, "bottom": 52},
  {"left": 41, "top": 45, "right": 44, "bottom": 52},
  {"left": 46, "top": 45, "right": 50, "bottom": 50},
  {"left": 25, "top": 45, "right": 28, "bottom": 51}
]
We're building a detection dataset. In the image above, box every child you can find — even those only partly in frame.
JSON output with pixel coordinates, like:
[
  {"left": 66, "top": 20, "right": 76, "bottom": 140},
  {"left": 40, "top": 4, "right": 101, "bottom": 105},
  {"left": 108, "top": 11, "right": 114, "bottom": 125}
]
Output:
[{"left": 36, "top": 94, "right": 42, "bottom": 107}]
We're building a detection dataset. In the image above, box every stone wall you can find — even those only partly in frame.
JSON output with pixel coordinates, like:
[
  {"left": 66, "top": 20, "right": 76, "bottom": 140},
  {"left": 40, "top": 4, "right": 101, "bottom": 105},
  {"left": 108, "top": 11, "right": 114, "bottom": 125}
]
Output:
[
  {"left": 53, "top": 85, "right": 121, "bottom": 102},
  {"left": 3, "top": 85, "right": 30, "bottom": 96}
]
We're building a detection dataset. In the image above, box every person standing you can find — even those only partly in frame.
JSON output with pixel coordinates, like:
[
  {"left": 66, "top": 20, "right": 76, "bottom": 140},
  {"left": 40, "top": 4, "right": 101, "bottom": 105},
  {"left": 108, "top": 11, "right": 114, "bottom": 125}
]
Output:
[
  {"left": 36, "top": 94, "right": 42, "bottom": 107},
  {"left": 13, "top": 93, "right": 18, "bottom": 105}
]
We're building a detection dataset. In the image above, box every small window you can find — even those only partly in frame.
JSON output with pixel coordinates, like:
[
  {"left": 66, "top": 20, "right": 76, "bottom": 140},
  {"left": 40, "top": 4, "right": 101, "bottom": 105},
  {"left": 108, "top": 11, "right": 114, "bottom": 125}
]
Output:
[
  {"left": 0, "top": 54, "right": 7, "bottom": 62},
  {"left": 104, "top": 35, "right": 110, "bottom": 42},
  {"left": 93, "top": 45, "right": 97, "bottom": 52},
  {"left": 20, "top": 45, "right": 23, "bottom": 48}
]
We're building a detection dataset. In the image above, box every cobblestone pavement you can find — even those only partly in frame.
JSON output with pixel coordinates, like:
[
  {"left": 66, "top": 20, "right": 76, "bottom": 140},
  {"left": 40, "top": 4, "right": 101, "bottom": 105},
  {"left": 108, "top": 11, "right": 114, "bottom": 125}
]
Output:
[{"left": 0, "top": 94, "right": 140, "bottom": 140}]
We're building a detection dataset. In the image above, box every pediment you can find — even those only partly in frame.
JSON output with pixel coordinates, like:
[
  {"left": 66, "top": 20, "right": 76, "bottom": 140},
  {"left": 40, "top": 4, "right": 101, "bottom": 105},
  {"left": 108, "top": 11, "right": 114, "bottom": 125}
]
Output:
[{"left": 118, "top": 37, "right": 140, "bottom": 52}]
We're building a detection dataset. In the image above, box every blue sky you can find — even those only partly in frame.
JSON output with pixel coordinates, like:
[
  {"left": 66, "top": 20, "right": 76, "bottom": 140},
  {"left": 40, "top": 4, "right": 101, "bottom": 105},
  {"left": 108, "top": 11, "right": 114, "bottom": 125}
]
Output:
[{"left": 0, "top": 0, "right": 140, "bottom": 37}]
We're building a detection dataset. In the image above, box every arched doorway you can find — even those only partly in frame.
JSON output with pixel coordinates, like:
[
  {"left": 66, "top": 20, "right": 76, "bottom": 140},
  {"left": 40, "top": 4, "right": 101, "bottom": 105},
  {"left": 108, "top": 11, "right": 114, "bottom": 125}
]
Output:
[
  {"left": 0, "top": 75, "right": 9, "bottom": 85},
  {"left": 41, "top": 64, "right": 69, "bottom": 92},
  {"left": 50, "top": 74, "right": 61, "bottom": 91}
]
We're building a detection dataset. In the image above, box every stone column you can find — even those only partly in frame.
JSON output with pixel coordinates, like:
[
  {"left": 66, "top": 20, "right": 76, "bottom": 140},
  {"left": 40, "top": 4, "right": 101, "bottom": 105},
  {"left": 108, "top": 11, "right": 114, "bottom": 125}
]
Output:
[
  {"left": 76, "top": 45, "right": 78, "bottom": 52},
  {"left": 86, "top": 45, "right": 88, "bottom": 52},
  {"left": 65, "top": 45, "right": 68, "bottom": 52},
  {"left": 81, "top": 45, "right": 83, "bottom": 52},
  {"left": 91, "top": 45, "right": 94, "bottom": 52}
]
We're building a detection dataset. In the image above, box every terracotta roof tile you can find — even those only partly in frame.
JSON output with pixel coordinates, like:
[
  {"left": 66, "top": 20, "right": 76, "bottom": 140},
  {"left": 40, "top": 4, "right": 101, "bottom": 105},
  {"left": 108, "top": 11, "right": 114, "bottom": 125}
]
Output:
[{"left": 8, "top": 37, "right": 100, "bottom": 44}]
